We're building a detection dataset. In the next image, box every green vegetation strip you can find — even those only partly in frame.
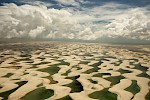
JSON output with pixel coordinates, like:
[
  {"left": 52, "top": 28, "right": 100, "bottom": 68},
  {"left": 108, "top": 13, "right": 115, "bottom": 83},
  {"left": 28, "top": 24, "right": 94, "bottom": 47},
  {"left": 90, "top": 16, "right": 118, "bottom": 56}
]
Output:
[
  {"left": 148, "top": 82, "right": 150, "bottom": 86},
  {"left": 34, "top": 62, "right": 49, "bottom": 65},
  {"left": 133, "top": 64, "right": 148, "bottom": 72},
  {"left": 22, "top": 87, "right": 54, "bottom": 100},
  {"left": 89, "top": 88, "right": 117, "bottom": 100},
  {"left": 105, "top": 76, "right": 125, "bottom": 86},
  {"left": 133, "top": 64, "right": 150, "bottom": 78},
  {"left": 93, "top": 73, "right": 111, "bottom": 77},
  {"left": 145, "top": 90, "right": 150, "bottom": 100},
  {"left": 57, "top": 95, "right": 73, "bottom": 100},
  {"left": 2, "top": 73, "right": 13, "bottom": 78},
  {"left": 137, "top": 73, "right": 150, "bottom": 78},
  {"left": 62, "top": 69, "right": 71, "bottom": 76},
  {"left": 84, "top": 65, "right": 101, "bottom": 74},
  {"left": 117, "top": 68, "right": 132, "bottom": 74},
  {"left": 91, "top": 61, "right": 103, "bottom": 67},
  {"left": 20, "top": 54, "right": 30, "bottom": 57},
  {"left": 57, "top": 60, "right": 70, "bottom": 66},
  {"left": 44, "top": 76, "right": 58, "bottom": 84},
  {"left": 79, "top": 61, "right": 90, "bottom": 64},
  {"left": 88, "top": 79, "right": 98, "bottom": 84},
  {"left": 84, "top": 67, "right": 99, "bottom": 74},
  {"left": 0, "top": 81, "right": 28, "bottom": 100},
  {"left": 125, "top": 80, "right": 140, "bottom": 95},
  {"left": 62, "top": 65, "right": 81, "bottom": 76},
  {"left": 84, "top": 61, "right": 103, "bottom": 74},
  {"left": 65, "top": 75, "right": 83, "bottom": 93},
  {"left": 111, "top": 61, "right": 122, "bottom": 66},
  {"left": 37, "top": 60, "right": 70, "bottom": 75},
  {"left": 38, "top": 65, "right": 60, "bottom": 75}
]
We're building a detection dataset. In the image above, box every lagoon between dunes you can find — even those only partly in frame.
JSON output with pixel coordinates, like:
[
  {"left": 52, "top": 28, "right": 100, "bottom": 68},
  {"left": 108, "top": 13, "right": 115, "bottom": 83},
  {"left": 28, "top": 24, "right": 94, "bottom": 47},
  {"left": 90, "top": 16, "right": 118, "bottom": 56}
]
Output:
[{"left": 0, "top": 41, "right": 149, "bottom": 100}]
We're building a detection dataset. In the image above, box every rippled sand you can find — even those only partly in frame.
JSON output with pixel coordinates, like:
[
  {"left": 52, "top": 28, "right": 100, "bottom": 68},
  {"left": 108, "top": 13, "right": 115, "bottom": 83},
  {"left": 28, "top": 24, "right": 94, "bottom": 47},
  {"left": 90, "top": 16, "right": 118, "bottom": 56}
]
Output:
[{"left": 0, "top": 42, "right": 149, "bottom": 100}]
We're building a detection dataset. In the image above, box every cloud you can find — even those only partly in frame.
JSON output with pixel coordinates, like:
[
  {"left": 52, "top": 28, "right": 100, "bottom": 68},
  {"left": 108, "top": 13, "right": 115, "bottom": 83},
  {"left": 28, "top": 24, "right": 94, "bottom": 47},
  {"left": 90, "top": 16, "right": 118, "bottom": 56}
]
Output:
[
  {"left": 55, "top": 0, "right": 80, "bottom": 6},
  {"left": 18, "top": 0, "right": 53, "bottom": 7},
  {"left": 106, "top": 8, "right": 150, "bottom": 40},
  {"left": 28, "top": 26, "right": 46, "bottom": 38},
  {"left": 0, "top": 3, "right": 101, "bottom": 40},
  {"left": 0, "top": 3, "right": 80, "bottom": 39},
  {"left": 66, "top": 2, "right": 150, "bottom": 40},
  {"left": 72, "top": 2, "right": 131, "bottom": 23},
  {"left": 54, "top": 0, "right": 90, "bottom": 7},
  {"left": 0, "top": 2, "right": 149, "bottom": 41},
  {"left": 77, "top": 28, "right": 96, "bottom": 40}
]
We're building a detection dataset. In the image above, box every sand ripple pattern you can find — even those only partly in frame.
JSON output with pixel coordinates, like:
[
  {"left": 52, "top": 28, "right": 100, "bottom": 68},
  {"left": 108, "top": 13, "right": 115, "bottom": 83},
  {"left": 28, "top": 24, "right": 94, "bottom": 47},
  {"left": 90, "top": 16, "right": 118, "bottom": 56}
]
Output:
[{"left": 0, "top": 42, "right": 149, "bottom": 100}]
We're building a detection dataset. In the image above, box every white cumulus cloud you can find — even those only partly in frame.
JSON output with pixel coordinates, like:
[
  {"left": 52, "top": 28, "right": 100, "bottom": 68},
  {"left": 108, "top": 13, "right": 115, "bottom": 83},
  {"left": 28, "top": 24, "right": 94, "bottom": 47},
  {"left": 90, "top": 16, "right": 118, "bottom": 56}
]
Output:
[
  {"left": 0, "top": 3, "right": 150, "bottom": 41},
  {"left": 55, "top": 0, "right": 80, "bottom": 6},
  {"left": 106, "top": 8, "right": 150, "bottom": 40},
  {"left": 0, "top": 3, "right": 80, "bottom": 39},
  {"left": 55, "top": 0, "right": 89, "bottom": 7}
]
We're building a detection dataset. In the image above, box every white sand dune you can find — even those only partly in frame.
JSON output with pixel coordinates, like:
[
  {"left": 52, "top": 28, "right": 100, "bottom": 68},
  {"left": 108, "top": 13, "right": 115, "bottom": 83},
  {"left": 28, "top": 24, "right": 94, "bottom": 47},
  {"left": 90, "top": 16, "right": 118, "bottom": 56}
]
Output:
[
  {"left": 132, "top": 78, "right": 149, "bottom": 100},
  {"left": 45, "top": 84, "right": 71, "bottom": 100},
  {"left": 0, "top": 42, "right": 149, "bottom": 100},
  {"left": 8, "top": 76, "right": 43, "bottom": 100},
  {"left": 0, "top": 68, "right": 16, "bottom": 77},
  {"left": 0, "top": 83, "right": 18, "bottom": 93},
  {"left": 109, "top": 79, "right": 133, "bottom": 100},
  {"left": 91, "top": 77, "right": 111, "bottom": 88},
  {"left": 70, "top": 91, "right": 98, "bottom": 100},
  {"left": 52, "top": 73, "right": 72, "bottom": 85}
]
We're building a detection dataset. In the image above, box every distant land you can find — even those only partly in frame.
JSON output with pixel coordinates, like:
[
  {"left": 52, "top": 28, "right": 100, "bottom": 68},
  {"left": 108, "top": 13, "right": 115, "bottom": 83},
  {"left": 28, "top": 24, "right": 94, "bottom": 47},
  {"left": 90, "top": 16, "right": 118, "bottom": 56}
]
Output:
[{"left": 0, "top": 37, "right": 150, "bottom": 45}]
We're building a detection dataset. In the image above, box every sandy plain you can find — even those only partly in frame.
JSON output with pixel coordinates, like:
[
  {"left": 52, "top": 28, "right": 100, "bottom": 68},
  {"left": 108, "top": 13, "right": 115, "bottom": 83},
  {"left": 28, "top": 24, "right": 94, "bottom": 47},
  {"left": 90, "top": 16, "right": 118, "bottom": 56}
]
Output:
[{"left": 0, "top": 42, "right": 149, "bottom": 100}]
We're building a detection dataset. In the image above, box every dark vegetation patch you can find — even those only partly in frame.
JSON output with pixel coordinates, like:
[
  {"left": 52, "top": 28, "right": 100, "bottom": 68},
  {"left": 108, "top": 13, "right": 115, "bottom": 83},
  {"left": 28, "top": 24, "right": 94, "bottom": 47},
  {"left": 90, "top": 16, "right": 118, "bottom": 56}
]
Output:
[
  {"left": 20, "top": 54, "right": 31, "bottom": 58},
  {"left": 62, "top": 69, "right": 72, "bottom": 76},
  {"left": 125, "top": 80, "right": 140, "bottom": 95},
  {"left": 145, "top": 90, "right": 150, "bottom": 100},
  {"left": 2, "top": 73, "right": 13, "bottom": 78},
  {"left": 84, "top": 66, "right": 100, "bottom": 74},
  {"left": 133, "top": 64, "right": 148, "bottom": 72},
  {"left": 137, "top": 73, "right": 150, "bottom": 78},
  {"left": 57, "top": 60, "right": 70, "bottom": 66},
  {"left": 38, "top": 65, "right": 60, "bottom": 75},
  {"left": 117, "top": 68, "right": 132, "bottom": 74},
  {"left": 34, "top": 62, "right": 50, "bottom": 65},
  {"left": 15, "top": 58, "right": 31, "bottom": 62},
  {"left": 111, "top": 60, "right": 122, "bottom": 66},
  {"left": 22, "top": 87, "right": 54, "bottom": 100},
  {"left": 93, "top": 73, "right": 111, "bottom": 77},
  {"left": 79, "top": 61, "right": 90, "bottom": 64},
  {"left": 105, "top": 76, "right": 125, "bottom": 86},
  {"left": 0, "top": 81, "right": 28, "bottom": 100},
  {"left": 127, "top": 58, "right": 139, "bottom": 62},
  {"left": 88, "top": 79, "right": 98, "bottom": 84},
  {"left": 37, "top": 57, "right": 45, "bottom": 60},
  {"left": 57, "top": 95, "right": 73, "bottom": 100},
  {"left": 108, "top": 68, "right": 113, "bottom": 71},
  {"left": 133, "top": 64, "right": 150, "bottom": 78},
  {"left": 89, "top": 88, "right": 117, "bottom": 100},
  {"left": 148, "top": 82, "right": 150, "bottom": 86},
  {"left": 84, "top": 61, "right": 102, "bottom": 74},
  {"left": 61, "top": 65, "right": 81, "bottom": 76},
  {"left": 64, "top": 75, "right": 83, "bottom": 93},
  {"left": 91, "top": 61, "right": 103, "bottom": 67},
  {"left": 29, "top": 65, "right": 37, "bottom": 69},
  {"left": 100, "top": 56, "right": 117, "bottom": 59},
  {"left": 44, "top": 76, "right": 58, "bottom": 84},
  {"left": 37, "top": 83, "right": 43, "bottom": 87}
]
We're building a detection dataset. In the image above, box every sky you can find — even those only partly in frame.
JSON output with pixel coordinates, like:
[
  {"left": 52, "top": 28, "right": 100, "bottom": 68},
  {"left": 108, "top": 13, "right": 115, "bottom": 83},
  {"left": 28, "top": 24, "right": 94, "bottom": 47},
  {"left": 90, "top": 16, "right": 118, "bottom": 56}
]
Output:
[{"left": 0, "top": 0, "right": 150, "bottom": 43}]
